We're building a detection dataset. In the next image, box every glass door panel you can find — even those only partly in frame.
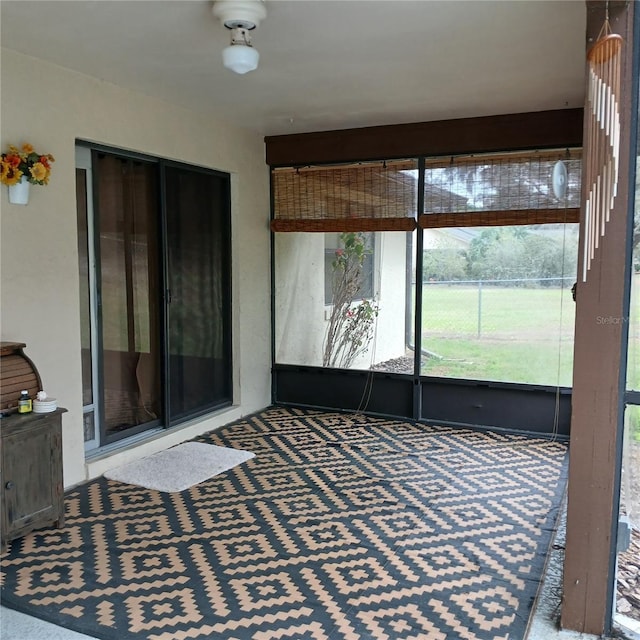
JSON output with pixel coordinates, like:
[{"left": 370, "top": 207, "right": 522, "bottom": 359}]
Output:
[
  {"left": 75, "top": 161, "right": 99, "bottom": 450},
  {"left": 96, "top": 153, "right": 161, "bottom": 442},
  {"left": 164, "top": 165, "right": 232, "bottom": 422}
]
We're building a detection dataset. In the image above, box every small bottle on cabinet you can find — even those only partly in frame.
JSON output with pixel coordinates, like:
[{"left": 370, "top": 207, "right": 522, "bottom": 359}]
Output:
[{"left": 18, "top": 390, "right": 32, "bottom": 414}]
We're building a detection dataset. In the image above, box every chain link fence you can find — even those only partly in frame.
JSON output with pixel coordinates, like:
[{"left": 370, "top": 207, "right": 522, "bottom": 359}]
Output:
[{"left": 422, "top": 277, "right": 576, "bottom": 341}]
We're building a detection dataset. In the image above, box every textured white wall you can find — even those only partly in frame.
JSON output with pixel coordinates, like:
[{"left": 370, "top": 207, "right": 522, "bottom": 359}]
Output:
[
  {"left": 0, "top": 48, "right": 271, "bottom": 487},
  {"left": 274, "top": 233, "right": 326, "bottom": 365},
  {"left": 371, "top": 231, "right": 410, "bottom": 365}
]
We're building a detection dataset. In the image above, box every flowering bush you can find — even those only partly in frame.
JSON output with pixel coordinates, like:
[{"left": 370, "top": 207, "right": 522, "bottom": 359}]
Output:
[
  {"left": 323, "top": 232, "right": 379, "bottom": 368},
  {"left": 0, "top": 143, "right": 55, "bottom": 186}
]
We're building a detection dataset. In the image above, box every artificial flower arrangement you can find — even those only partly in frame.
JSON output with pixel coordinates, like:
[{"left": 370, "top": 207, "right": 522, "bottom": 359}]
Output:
[{"left": 0, "top": 143, "right": 55, "bottom": 186}]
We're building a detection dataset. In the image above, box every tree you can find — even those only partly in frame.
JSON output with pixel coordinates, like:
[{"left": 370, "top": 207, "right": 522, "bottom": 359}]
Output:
[
  {"left": 422, "top": 238, "right": 467, "bottom": 282},
  {"left": 467, "top": 226, "right": 578, "bottom": 285}
]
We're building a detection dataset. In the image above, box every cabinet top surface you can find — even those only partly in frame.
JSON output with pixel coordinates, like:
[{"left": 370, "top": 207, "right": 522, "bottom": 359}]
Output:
[
  {"left": 0, "top": 342, "right": 26, "bottom": 355},
  {"left": 1, "top": 408, "right": 67, "bottom": 430}
]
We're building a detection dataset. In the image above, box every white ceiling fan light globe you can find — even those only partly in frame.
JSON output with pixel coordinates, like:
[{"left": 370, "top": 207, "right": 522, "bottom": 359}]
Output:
[
  {"left": 213, "top": 1, "right": 266, "bottom": 74},
  {"left": 222, "top": 43, "right": 260, "bottom": 74}
]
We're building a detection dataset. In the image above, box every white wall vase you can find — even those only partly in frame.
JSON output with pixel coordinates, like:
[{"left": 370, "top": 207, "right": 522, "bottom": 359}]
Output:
[{"left": 8, "top": 177, "right": 30, "bottom": 205}]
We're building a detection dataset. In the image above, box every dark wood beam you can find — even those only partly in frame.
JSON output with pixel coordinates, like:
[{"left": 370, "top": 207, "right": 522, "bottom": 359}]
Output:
[{"left": 265, "top": 109, "right": 584, "bottom": 167}]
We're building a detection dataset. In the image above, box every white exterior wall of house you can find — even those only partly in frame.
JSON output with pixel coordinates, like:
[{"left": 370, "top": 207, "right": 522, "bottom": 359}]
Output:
[
  {"left": 0, "top": 49, "right": 271, "bottom": 488},
  {"left": 274, "top": 233, "right": 327, "bottom": 365},
  {"left": 423, "top": 228, "right": 471, "bottom": 250},
  {"left": 275, "top": 231, "right": 408, "bottom": 369},
  {"left": 370, "top": 231, "right": 410, "bottom": 365}
]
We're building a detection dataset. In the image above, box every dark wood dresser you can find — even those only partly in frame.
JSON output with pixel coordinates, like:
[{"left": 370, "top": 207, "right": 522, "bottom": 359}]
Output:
[{"left": 0, "top": 408, "right": 66, "bottom": 553}]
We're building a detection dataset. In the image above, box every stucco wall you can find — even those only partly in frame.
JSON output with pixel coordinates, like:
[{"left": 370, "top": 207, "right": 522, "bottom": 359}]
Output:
[
  {"left": 372, "top": 231, "right": 410, "bottom": 364},
  {"left": 0, "top": 48, "right": 271, "bottom": 487},
  {"left": 274, "top": 233, "right": 326, "bottom": 365}
]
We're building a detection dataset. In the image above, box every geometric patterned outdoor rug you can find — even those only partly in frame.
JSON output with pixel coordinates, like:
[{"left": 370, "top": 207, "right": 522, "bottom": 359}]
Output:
[{"left": 0, "top": 406, "right": 568, "bottom": 640}]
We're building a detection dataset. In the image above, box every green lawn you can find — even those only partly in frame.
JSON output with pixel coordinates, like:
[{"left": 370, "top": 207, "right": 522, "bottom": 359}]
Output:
[
  {"left": 422, "top": 285, "right": 576, "bottom": 339},
  {"left": 422, "top": 336, "right": 575, "bottom": 386},
  {"left": 419, "top": 281, "right": 640, "bottom": 388}
]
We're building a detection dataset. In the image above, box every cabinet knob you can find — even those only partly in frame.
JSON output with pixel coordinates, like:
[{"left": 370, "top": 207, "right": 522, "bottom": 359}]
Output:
[{"left": 5, "top": 481, "right": 14, "bottom": 490}]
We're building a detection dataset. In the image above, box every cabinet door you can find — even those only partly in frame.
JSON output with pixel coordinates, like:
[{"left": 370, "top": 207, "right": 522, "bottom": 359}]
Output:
[{"left": 3, "top": 422, "right": 59, "bottom": 533}]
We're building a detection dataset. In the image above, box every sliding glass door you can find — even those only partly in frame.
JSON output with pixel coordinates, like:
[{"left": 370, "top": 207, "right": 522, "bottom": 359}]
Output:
[
  {"left": 76, "top": 145, "right": 232, "bottom": 449},
  {"left": 95, "top": 153, "right": 162, "bottom": 443},
  {"left": 165, "top": 164, "right": 232, "bottom": 422}
]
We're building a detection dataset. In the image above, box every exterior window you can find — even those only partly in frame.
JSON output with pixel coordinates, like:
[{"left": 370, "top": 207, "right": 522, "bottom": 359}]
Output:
[
  {"left": 324, "top": 232, "right": 375, "bottom": 304},
  {"left": 626, "top": 199, "right": 639, "bottom": 392},
  {"left": 420, "top": 223, "right": 578, "bottom": 386},
  {"left": 275, "top": 231, "right": 414, "bottom": 371},
  {"left": 615, "top": 146, "right": 639, "bottom": 634}
]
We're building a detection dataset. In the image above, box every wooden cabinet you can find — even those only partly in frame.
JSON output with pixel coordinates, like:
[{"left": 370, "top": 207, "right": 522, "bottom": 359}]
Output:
[
  {"left": 0, "top": 341, "right": 43, "bottom": 411},
  {"left": 1, "top": 409, "right": 66, "bottom": 553}
]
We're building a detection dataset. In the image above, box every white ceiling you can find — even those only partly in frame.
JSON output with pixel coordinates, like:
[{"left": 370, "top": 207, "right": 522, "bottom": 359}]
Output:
[{"left": 0, "top": 1, "right": 587, "bottom": 137}]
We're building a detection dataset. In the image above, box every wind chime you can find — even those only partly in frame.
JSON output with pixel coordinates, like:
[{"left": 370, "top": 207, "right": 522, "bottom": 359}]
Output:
[{"left": 582, "top": 4, "right": 623, "bottom": 282}]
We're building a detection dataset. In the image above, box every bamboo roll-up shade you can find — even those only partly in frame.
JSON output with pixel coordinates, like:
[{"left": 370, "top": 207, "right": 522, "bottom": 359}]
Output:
[
  {"left": 419, "top": 148, "right": 582, "bottom": 228},
  {"left": 271, "top": 159, "right": 418, "bottom": 232},
  {"left": 419, "top": 208, "right": 580, "bottom": 229}
]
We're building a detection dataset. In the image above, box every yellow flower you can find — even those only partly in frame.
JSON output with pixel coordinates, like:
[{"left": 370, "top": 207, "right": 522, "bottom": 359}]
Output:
[
  {"left": 29, "top": 162, "right": 48, "bottom": 182},
  {"left": 0, "top": 161, "right": 10, "bottom": 183},
  {"left": 1, "top": 143, "right": 54, "bottom": 187},
  {"left": 0, "top": 161, "right": 23, "bottom": 186}
]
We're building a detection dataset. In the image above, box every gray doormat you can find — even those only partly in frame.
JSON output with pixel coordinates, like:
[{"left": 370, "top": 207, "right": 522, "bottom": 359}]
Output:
[{"left": 103, "top": 441, "right": 255, "bottom": 492}]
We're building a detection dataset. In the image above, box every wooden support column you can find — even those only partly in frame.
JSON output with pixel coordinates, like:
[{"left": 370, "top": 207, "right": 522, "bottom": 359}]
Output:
[{"left": 561, "top": 1, "right": 636, "bottom": 634}]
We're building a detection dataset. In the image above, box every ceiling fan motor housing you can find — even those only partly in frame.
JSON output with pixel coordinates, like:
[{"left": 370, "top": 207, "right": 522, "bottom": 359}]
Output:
[{"left": 212, "top": 0, "right": 267, "bottom": 30}]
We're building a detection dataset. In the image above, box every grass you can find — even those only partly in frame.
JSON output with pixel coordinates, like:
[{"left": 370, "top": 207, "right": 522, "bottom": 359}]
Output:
[
  {"left": 422, "top": 336, "right": 575, "bottom": 386},
  {"left": 630, "top": 407, "right": 640, "bottom": 443},
  {"left": 419, "top": 280, "right": 640, "bottom": 388},
  {"left": 422, "top": 285, "right": 576, "bottom": 338}
]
